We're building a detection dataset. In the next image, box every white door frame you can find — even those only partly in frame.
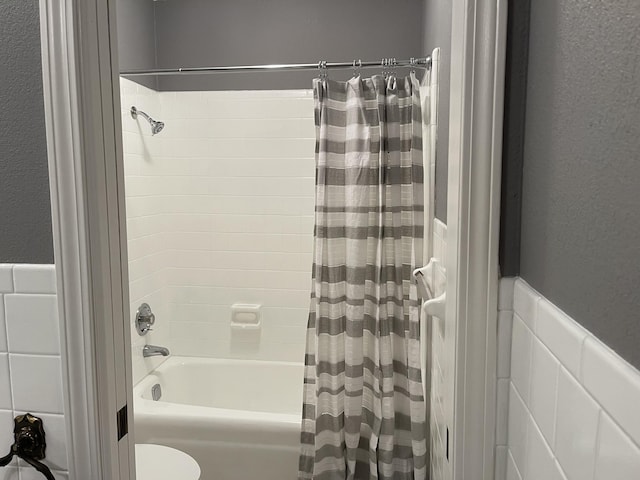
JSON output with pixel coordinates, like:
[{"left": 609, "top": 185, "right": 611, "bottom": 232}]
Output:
[
  {"left": 38, "top": 0, "right": 506, "bottom": 478},
  {"left": 446, "top": 0, "right": 507, "bottom": 479},
  {"left": 39, "top": 0, "right": 133, "bottom": 478}
]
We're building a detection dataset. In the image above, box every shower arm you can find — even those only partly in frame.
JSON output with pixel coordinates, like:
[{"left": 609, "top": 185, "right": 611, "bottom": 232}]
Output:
[
  {"left": 131, "top": 106, "right": 152, "bottom": 122},
  {"left": 130, "top": 106, "right": 164, "bottom": 135}
]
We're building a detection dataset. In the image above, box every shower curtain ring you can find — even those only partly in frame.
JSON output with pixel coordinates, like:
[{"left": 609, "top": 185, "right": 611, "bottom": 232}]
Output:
[
  {"left": 352, "top": 59, "right": 362, "bottom": 77},
  {"left": 318, "top": 60, "right": 328, "bottom": 80},
  {"left": 382, "top": 57, "right": 395, "bottom": 79}
]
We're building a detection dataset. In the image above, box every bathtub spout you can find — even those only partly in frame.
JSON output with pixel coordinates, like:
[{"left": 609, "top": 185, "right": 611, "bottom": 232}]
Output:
[{"left": 143, "top": 344, "right": 170, "bottom": 357}]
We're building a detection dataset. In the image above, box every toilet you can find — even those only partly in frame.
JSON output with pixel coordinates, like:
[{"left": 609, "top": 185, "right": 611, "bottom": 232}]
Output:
[{"left": 135, "top": 444, "right": 201, "bottom": 480}]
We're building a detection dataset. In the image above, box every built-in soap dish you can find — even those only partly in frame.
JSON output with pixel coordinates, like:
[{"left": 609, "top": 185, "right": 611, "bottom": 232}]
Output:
[{"left": 230, "top": 304, "right": 261, "bottom": 330}]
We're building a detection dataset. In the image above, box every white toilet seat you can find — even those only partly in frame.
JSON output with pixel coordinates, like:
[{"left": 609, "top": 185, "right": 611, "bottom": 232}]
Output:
[{"left": 135, "top": 444, "right": 201, "bottom": 480}]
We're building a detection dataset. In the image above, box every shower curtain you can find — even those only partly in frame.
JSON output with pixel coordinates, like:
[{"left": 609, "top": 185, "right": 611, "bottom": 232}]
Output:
[{"left": 299, "top": 73, "right": 427, "bottom": 480}]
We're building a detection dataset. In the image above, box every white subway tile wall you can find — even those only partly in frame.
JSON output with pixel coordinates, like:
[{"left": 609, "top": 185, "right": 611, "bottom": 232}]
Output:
[
  {"left": 0, "top": 264, "right": 68, "bottom": 480},
  {"left": 430, "top": 218, "right": 447, "bottom": 480},
  {"left": 120, "top": 78, "right": 315, "bottom": 383},
  {"left": 121, "top": 78, "right": 172, "bottom": 385},
  {"left": 496, "top": 278, "right": 640, "bottom": 480}
]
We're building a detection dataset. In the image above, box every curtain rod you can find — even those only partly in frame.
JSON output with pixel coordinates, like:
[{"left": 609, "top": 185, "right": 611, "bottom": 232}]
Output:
[{"left": 120, "top": 56, "right": 431, "bottom": 77}]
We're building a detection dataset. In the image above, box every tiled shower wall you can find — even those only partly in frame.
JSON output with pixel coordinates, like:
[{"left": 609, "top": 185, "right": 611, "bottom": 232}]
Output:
[
  {"left": 120, "top": 78, "right": 315, "bottom": 383},
  {"left": 120, "top": 79, "right": 172, "bottom": 385},
  {"left": 496, "top": 278, "right": 640, "bottom": 480},
  {"left": 0, "top": 265, "right": 68, "bottom": 480}
]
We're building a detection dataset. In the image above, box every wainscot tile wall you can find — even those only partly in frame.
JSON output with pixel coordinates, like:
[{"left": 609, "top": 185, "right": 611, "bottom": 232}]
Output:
[
  {"left": 120, "top": 78, "right": 315, "bottom": 384},
  {"left": 496, "top": 278, "right": 640, "bottom": 480},
  {"left": 429, "top": 218, "right": 447, "bottom": 480},
  {"left": 0, "top": 264, "right": 68, "bottom": 480}
]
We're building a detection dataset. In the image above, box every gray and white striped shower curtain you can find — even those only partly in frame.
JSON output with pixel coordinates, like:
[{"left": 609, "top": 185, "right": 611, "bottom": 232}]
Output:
[{"left": 299, "top": 73, "right": 427, "bottom": 480}]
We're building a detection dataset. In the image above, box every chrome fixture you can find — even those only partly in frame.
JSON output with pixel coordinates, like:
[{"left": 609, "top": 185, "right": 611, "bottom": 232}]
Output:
[
  {"left": 143, "top": 345, "right": 170, "bottom": 358},
  {"left": 130, "top": 106, "right": 164, "bottom": 135},
  {"left": 151, "top": 383, "right": 162, "bottom": 401},
  {"left": 135, "top": 303, "right": 155, "bottom": 336},
  {"left": 120, "top": 56, "right": 432, "bottom": 77}
]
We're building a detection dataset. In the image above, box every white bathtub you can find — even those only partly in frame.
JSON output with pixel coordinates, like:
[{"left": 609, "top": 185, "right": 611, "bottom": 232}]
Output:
[{"left": 134, "top": 357, "right": 304, "bottom": 480}]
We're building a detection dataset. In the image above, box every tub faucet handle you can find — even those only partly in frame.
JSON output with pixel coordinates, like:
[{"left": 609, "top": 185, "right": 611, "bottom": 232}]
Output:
[{"left": 136, "top": 303, "right": 155, "bottom": 336}]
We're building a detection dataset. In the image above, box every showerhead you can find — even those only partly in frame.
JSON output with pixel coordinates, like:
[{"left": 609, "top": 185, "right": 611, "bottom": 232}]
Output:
[
  {"left": 131, "top": 106, "right": 165, "bottom": 135},
  {"left": 151, "top": 120, "right": 165, "bottom": 135}
]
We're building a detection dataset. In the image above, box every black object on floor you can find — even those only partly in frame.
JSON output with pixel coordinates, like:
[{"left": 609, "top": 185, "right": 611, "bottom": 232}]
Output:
[{"left": 0, "top": 413, "right": 55, "bottom": 480}]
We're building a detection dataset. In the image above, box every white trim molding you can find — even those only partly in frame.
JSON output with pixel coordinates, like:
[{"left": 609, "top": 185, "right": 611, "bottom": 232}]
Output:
[
  {"left": 39, "top": 0, "right": 134, "bottom": 478},
  {"left": 446, "top": 0, "right": 507, "bottom": 478}
]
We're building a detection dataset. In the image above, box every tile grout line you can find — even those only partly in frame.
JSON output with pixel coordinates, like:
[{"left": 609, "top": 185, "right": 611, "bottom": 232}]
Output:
[
  {"left": 4, "top": 267, "right": 16, "bottom": 417},
  {"left": 591, "top": 409, "right": 604, "bottom": 480},
  {"left": 550, "top": 362, "right": 560, "bottom": 451},
  {"left": 508, "top": 448, "right": 523, "bottom": 480}
]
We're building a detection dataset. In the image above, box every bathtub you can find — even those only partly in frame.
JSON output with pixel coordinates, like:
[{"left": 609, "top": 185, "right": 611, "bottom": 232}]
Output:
[{"left": 134, "top": 357, "right": 304, "bottom": 480}]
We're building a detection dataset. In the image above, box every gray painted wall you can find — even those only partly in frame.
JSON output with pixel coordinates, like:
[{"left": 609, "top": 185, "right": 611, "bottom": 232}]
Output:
[
  {"left": 499, "top": 0, "right": 530, "bottom": 276},
  {"left": 152, "top": 0, "right": 425, "bottom": 91},
  {"left": 520, "top": 0, "right": 640, "bottom": 368},
  {"left": 0, "top": 0, "right": 54, "bottom": 264},
  {"left": 118, "top": 0, "right": 446, "bottom": 214},
  {"left": 422, "top": 0, "right": 451, "bottom": 222},
  {"left": 116, "top": 0, "right": 157, "bottom": 90}
]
